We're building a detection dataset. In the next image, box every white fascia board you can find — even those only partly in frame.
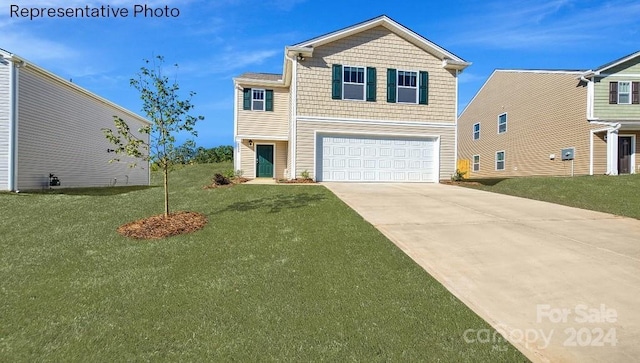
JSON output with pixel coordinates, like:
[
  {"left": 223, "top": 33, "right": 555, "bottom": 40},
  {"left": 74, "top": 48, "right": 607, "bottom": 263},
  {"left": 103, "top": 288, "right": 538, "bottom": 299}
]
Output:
[
  {"left": 233, "top": 78, "right": 285, "bottom": 88},
  {"left": 236, "top": 134, "right": 289, "bottom": 141},
  {"left": 594, "top": 51, "right": 640, "bottom": 73},
  {"left": 443, "top": 59, "right": 472, "bottom": 71}
]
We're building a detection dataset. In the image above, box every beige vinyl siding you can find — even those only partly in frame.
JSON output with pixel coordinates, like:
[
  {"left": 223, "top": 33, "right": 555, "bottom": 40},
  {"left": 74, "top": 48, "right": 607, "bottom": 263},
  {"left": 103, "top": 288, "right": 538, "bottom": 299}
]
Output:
[
  {"left": 296, "top": 26, "right": 456, "bottom": 123},
  {"left": 16, "top": 66, "right": 149, "bottom": 190},
  {"left": 593, "top": 57, "right": 640, "bottom": 120},
  {"left": 0, "top": 58, "right": 10, "bottom": 190},
  {"left": 592, "top": 132, "right": 607, "bottom": 175},
  {"left": 295, "top": 119, "right": 455, "bottom": 180},
  {"left": 236, "top": 86, "right": 289, "bottom": 138},
  {"left": 459, "top": 71, "right": 599, "bottom": 178},
  {"left": 239, "top": 139, "right": 288, "bottom": 179}
]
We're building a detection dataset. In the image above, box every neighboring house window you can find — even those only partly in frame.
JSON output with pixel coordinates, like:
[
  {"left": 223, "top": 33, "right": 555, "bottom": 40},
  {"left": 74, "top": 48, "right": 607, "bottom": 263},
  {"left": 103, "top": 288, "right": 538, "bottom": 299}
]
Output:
[
  {"left": 610, "top": 81, "right": 640, "bottom": 104},
  {"left": 618, "top": 82, "right": 631, "bottom": 104},
  {"left": 496, "top": 151, "right": 505, "bottom": 171},
  {"left": 473, "top": 123, "right": 480, "bottom": 140},
  {"left": 243, "top": 88, "right": 274, "bottom": 111},
  {"left": 498, "top": 113, "right": 507, "bottom": 134},
  {"left": 387, "top": 69, "right": 429, "bottom": 104},
  {"left": 473, "top": 155, "right": 480, "bottom": 172},
  {"left": 397, "top": 71, "right": 417, "bottom": 103},
  {"left": 252, "top": 89, "right": 265, "bottom": 110},
  {"left": 332, "top": 64, "right": 376, "bottom": 101}
]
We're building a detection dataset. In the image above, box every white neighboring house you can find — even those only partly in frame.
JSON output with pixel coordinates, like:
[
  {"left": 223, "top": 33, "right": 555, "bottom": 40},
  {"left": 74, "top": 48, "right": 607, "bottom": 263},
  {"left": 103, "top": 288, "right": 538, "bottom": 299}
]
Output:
[{"left": 0, "top": 48, "right": 150, "bottom": 191}]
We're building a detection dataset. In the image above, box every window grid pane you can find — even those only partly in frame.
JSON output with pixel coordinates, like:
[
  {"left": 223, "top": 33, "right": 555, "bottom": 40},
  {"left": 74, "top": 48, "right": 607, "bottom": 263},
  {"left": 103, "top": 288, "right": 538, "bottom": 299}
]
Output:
[
  {"left": 619, "top": 82, "right": 631, "bottom": 104},
  {"left": 397, "top": 70, "right": 418, "bottom": 103}
]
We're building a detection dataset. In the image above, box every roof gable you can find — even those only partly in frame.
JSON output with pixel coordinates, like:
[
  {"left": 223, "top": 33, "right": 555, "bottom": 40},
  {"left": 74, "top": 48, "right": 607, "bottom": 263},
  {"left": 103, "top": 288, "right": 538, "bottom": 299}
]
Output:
[{"left": 290, "top": 15, "right": 469, "bottom": 68}]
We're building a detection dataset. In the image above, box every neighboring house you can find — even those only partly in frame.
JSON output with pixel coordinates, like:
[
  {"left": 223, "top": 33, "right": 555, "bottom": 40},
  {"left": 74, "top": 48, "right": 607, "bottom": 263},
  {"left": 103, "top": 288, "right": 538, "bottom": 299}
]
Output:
[
  {"left": 458, "top": 51, "right": 640, "bottom": 178},
  {"left": 233, "top": 15, "right": 470, "bottom": 182},
  {"left": 0, "top": 48, "right": 150, "bottom": 191}
]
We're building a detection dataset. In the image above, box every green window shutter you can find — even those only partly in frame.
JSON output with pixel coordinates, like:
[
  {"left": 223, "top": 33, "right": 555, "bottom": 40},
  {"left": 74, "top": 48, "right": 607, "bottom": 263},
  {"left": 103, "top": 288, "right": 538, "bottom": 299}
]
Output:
[
  {"left": 632, "top": 82, "right": 639, "bottom": 105},
  {"left": 243, "top": 88, "right": 251, "bottom": 110},
  {"left": 366, "top": 67, "right": 377, "bottom": 102},
  {"left": 265, "top": 89, "right": 274, "bottom": 111},
  {"left": 419, "top": 71, "right": 429, "bottom": 105},
  {"left": 332, "top": 64, "right": 342, "bottom": 99},
  {"left": 609, "top": 82, "right": 618, "bottom": 104},
  {"left": 387, "top": 68, "right": 396, "bottom": 103}
]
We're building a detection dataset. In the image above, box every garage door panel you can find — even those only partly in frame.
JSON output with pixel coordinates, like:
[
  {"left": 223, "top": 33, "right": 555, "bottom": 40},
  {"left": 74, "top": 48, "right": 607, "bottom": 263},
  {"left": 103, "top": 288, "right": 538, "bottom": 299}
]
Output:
[{"left": 317, "top": 134, "right": 438, "bottom": 182}]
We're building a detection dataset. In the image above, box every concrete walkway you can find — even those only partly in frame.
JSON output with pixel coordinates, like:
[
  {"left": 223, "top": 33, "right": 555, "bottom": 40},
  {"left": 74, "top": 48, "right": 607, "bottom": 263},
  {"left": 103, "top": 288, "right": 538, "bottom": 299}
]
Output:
[{"left": 323, "top": 183, "right": 640, "bottom": 363}]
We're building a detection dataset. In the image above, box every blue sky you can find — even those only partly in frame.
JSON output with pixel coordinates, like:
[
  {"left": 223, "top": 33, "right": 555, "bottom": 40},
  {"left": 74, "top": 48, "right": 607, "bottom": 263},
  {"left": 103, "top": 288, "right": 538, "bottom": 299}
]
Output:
[{"left": 3, "top": 0, "right": 639, "bottom": 148}]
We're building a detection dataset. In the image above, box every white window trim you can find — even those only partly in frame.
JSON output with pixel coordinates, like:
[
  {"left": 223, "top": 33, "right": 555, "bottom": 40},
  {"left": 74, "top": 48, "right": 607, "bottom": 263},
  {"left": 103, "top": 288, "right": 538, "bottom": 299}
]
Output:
[
  {"left": 342, "top": 65, "right": 366, "bottom": 101},
  {"left": 618, "top": 81, "right": 631, "bottom": 105},
  {"left": 495, "top": 150, "right": 505, "bottom": 171},
  {"left": 498, "top": 112, "right": 507, "bottom": 134},
  {"left": 473, "top": 122, "right": 480, "bottom": 140},
  {"left": 252, "top": 88, "right": 265, "bottom": 111},
  {"left": 473, "top": 154, "right": 480, "bottom": 172},
  {"left": 397, "top": 69, "right": 419, "bottom": 104}
]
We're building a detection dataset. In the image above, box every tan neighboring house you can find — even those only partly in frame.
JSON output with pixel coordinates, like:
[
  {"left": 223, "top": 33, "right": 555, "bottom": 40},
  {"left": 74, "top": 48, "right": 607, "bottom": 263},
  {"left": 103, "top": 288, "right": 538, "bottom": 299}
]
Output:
[
  {"left": 0, "top": 48, "right": 150, "bottom": 191},
  {"left": 458, "top": 51, "right": 640, "bottom": 178},
  {"left": 233, "top": 15, "right": 470, "bottom": 182}
]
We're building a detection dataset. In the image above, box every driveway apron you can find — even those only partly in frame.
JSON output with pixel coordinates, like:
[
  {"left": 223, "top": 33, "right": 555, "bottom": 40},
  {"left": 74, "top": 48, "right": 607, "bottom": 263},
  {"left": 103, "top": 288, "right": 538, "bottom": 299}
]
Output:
[{"left": 323, "top": 182, "right": 640, "bottom": 363}]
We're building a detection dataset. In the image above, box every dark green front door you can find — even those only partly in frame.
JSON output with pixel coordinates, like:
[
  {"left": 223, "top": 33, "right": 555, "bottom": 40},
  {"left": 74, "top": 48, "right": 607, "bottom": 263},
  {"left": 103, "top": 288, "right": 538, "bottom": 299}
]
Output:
[{"left": 256, "top": 145, "right": 274, "bottom": 177}]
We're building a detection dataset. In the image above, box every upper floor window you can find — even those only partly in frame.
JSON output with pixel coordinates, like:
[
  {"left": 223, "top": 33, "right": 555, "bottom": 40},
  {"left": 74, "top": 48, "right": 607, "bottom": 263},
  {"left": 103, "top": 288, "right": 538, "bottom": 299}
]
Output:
[
  {"left": 609, "top": 81, "right": 640, "bottom": 105},
  {"left": 252, "top": 89, "right": 265, "bottom": 110},
  {"left": 397, "top": 71, "right": 418, "bottom": 103},
  {"left": 473, "top": 123, "right": 480, "bottom": 140},
  {"left": 386, "top": 69, "right": 429, "bottom": 104},
  {"left": 343, "top": 66, "right": 365, "bottom": 100},
  {"left": 498, "top": 113, "right": 507, "bottom": 134},
  {"left": 332, "top": 64, "right": 376, "bottom": 102},
  {"left": 242, "top": 88, "right": 274, "bottom": 111},
  {"left": 619, "top": 82, "right": 631, "bottom": 104}
]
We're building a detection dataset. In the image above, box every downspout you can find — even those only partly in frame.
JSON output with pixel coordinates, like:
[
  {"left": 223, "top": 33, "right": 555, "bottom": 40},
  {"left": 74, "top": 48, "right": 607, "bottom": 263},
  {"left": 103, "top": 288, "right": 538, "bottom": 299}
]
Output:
[
  {"left": 453, "top": 69, "right": 459, "bottom": 180},
  {"left": 285, "top": 54, "right": 297, "bottom": 179},
  {"left": 8, "top": 58, "right": 19, "bottom": 192},
  {"left": 233, "top": 83, "right": 240, "bottom": 172}
]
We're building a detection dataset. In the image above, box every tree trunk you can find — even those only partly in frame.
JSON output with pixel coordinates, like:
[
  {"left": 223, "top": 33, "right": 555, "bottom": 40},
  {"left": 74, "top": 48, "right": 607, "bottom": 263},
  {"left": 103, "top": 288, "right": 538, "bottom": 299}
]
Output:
[{"left": 163, "top": 164, "right": 169, "bottom": 217}]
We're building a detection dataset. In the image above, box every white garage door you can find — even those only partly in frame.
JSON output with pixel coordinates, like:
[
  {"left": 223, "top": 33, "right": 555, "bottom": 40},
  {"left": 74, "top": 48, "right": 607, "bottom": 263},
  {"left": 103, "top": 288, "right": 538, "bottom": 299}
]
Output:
[{"left": 317, "top": 134, "right": 438, "bottom": 182}]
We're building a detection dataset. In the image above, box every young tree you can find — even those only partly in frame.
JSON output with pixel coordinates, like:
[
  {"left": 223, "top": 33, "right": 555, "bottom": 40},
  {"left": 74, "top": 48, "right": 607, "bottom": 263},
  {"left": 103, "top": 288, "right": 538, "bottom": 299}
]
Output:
[{"left": 103, "top": 56, "right": 204, "bottom": 217}]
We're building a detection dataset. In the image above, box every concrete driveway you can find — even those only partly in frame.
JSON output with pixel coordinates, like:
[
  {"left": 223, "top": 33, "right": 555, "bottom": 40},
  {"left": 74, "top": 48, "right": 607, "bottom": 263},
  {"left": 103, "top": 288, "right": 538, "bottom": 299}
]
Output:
[{"left": 323, "top": 183, "right": 640, "bottom": 363}]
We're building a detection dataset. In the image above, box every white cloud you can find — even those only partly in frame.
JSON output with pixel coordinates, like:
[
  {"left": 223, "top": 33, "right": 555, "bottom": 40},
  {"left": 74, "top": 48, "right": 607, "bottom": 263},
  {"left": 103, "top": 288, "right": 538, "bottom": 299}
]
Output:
[
  {"left": 449, "top": 0, "right": 640, "bottom": 50},
  {"left": 179, "top": 48, "right": 280, "bottom": 77}
]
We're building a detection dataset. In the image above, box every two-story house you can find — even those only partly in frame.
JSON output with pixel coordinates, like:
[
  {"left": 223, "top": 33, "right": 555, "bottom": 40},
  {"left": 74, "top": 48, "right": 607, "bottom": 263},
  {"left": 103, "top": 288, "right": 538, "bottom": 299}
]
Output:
[
  {"left": 458, "top": 51, "right": 640, "bottom": 178},
  {"left": 233, "top": 15, "right": 470, "bottom": 182}
]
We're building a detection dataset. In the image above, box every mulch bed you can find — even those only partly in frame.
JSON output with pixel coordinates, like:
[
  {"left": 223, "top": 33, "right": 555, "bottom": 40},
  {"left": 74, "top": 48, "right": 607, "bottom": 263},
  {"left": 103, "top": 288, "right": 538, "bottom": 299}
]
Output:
[
  {"left": 277, "top": 178, "right": 316, "bottom": 184},
  {"left": 117, "top": 211, "right": 208, "bottom": 240},
  {"left": 203, "top": 177, "right": 250, "bottom": 189},
  {"left": 442, "top": 180, "right": 482, "bottom": 186}
]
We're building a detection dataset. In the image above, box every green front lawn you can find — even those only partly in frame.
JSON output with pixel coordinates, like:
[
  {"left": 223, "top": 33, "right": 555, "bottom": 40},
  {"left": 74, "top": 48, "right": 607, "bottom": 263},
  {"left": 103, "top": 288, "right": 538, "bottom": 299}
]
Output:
[
  {"left": 1, "top": 163, "right": 526, "bottom": 361},
  {"left": 464, "top": 174, "right": 640, "bottom": 219}
]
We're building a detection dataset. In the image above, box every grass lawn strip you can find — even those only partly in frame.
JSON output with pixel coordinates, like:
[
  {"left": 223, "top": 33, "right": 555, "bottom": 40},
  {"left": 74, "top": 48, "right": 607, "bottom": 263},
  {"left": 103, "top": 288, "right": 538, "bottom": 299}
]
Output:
[
  {"left": 0, "top": 163, "right": 527, "bottom": 361},
  {"left": 462, "top": 174, "right": 640, "bottom": 219}
]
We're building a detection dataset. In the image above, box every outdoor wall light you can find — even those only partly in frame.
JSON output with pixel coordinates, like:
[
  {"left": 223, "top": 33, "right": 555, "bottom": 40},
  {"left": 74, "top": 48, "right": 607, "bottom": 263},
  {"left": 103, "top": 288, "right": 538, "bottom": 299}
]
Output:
[
  {"left": 248, "top": 140, "right": 253, "bottom": 146},
  {"left": 297, "top": 53, "right": 305, "bottom": 61}
]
